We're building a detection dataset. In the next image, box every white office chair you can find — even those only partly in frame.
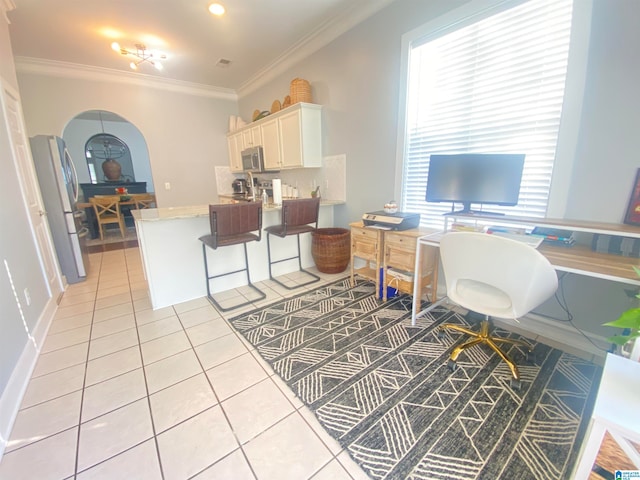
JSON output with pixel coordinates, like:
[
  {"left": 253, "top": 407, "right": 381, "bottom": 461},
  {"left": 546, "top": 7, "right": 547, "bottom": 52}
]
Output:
[{"left": 438, "top": 231, "right": 558, "bottom": 388}]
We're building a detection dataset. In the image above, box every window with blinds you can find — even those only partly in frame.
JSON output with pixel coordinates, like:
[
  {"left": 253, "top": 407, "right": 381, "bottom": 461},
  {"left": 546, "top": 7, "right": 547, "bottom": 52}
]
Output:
[{"left": 402, "top": 0, "right": 574, "bottom": 229}]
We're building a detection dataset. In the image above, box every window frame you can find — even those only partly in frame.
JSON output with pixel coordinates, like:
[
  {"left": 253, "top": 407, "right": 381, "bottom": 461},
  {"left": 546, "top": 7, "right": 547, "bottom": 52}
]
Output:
[{"left": 393, "top": 0, "right": 593, "bottom": 224}]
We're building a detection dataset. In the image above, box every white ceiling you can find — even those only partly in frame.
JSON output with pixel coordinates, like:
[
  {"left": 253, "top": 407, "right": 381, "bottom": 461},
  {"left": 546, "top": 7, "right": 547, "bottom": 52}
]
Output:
[{"left": 7, "top": 0, "right": 393, "bottom": 93}]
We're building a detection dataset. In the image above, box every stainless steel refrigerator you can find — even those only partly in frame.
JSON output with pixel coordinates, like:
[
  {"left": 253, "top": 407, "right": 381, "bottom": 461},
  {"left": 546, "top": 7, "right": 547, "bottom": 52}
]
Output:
[{"left": 30, "top": 135, "right": 89, "bottom": 284}]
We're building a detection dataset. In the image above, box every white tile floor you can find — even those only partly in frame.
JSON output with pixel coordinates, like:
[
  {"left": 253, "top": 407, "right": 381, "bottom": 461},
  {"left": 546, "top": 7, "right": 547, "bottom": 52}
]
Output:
[{"left": 0, "top": 246, "right": 371, "bottom": 480}]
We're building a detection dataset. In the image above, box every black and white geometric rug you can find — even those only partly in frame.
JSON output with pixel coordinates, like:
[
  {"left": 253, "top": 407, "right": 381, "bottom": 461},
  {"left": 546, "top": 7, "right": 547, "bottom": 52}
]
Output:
[{"left": 229, "top": 277, "right": 601, "bottom": 480}]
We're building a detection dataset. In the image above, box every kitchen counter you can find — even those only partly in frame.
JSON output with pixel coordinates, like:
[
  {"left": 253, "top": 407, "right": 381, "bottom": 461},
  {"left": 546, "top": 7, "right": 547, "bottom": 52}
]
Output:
[
  {"left": 132, "top": 201, "right": 343, "bottom": 309},
  {"left": 133, "top": 199, "right": 343, "bottom": 222}
]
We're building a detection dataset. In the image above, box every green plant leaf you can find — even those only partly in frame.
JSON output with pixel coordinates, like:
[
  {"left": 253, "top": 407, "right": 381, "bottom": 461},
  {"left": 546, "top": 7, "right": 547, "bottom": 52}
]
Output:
[
  {"left": 606, "top": 332, "right": 640, "bottom": 346},
  {"left": 603, "top": 308, "right": 640, "bottom": 329}
]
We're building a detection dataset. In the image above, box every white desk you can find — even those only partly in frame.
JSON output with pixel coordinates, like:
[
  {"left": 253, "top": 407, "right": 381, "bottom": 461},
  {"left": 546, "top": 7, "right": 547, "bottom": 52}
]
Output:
[
  {"left": 572, "top": 353, "right": 640, "bottom": 479},
  {"left": 411, "top": 215, "right": 640, "bottom": 330}
]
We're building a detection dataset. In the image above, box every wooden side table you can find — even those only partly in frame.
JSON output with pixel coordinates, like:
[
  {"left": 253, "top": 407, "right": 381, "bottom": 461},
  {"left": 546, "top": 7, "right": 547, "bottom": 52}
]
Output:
[
  {"left": 350, "top": 221, "right": 384, "bottom": 295},
  {"left": 349, "top": 222, "right": 439, "bottom": 303},
  {"left": 383, "top": 229, "right": 439, "bottom": 304}
]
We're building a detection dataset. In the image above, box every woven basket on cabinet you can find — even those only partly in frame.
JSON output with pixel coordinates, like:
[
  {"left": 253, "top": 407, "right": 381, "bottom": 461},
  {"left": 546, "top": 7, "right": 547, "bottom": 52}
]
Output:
[{"left": 290, "top": 78, "right": 312, "bottom": 104}]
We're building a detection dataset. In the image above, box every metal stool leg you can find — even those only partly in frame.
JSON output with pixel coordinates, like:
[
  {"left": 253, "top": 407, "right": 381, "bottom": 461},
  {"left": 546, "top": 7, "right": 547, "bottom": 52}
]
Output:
[
  {"left": 266, "top": 232, "right": 320, "bottom": 290},
  {"left": 202, "top": 241, "right": 266, "bottom": 312}
]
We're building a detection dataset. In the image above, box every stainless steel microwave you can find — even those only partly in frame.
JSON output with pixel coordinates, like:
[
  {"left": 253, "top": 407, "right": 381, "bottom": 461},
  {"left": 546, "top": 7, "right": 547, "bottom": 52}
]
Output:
[{"left": 241, "top": 146, "right": 264, "bottom": 172}]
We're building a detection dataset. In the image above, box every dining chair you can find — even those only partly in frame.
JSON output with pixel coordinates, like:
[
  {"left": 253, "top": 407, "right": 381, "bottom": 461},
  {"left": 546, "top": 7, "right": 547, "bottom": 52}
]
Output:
[
  {"left": 264, "top": 197, "right": 321, "bottom": 289},
  {"left": 90, "top": 195, "right": 126, "bottom": 240},
  {"left": 199, "top": 202, "right": 266, "bottom": 311},
  {"left": 131, "top": 193, "right": 156, "bottom": 209},
  {"left": 438, "top": 231, "right": 558, "bottom": 388}
]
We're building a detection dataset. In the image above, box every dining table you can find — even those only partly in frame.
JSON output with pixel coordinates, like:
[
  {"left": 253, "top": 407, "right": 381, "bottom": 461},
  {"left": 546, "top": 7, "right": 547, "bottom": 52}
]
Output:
[{"left": 78, "top": 193, "right": 151, "bottom": 239}]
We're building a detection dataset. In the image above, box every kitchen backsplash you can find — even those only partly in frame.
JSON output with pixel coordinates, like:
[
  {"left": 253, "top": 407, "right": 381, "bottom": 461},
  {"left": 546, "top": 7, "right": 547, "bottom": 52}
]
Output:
[{"left": 216, "top": 154, "right": 346, "bottom": 202}]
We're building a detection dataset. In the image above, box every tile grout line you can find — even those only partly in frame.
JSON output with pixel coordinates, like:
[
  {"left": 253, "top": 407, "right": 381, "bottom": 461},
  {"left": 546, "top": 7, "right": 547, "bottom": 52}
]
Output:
[
  {"left": 174, "top": 301, "right": 261, "bottom": 480},
  {"left": 73, "top": 249, "right": 103, "bottom": 478},
  {"left": 125, "top": 247, "right": 167, "bottom": 480}
]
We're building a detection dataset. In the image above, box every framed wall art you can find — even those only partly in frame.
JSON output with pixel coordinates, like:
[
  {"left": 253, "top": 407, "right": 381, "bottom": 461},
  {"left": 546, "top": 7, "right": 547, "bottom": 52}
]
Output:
[{"left": 624, "top": 168, "right": 640, "bottom": 225}]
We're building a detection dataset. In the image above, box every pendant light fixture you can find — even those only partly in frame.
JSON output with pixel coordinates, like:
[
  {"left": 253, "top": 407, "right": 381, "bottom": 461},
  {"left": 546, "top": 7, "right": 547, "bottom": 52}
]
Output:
[{"left": 111, "top": 42, "right": 166, "bottom": 71}]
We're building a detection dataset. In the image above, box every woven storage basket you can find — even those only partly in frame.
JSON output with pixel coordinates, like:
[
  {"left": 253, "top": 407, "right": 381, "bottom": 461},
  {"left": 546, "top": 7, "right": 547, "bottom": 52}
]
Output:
[
  {"left": 290, "top": 78, "right": 312, "bottom": 104},
  {"left": 311, "top": 228, "right": 350, "bottom": 274}
]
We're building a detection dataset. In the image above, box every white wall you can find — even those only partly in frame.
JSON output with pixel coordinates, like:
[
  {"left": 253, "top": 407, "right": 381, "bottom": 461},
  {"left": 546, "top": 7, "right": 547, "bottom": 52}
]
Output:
[
  {"left": 0, "top": 5, "right": 52, "bottom": 452},
  {"left": 15, "top": 73, "right": 238, "bottom": 207},
  {"left": 563, "top": 0, "right": 640, "bottom": 222}
]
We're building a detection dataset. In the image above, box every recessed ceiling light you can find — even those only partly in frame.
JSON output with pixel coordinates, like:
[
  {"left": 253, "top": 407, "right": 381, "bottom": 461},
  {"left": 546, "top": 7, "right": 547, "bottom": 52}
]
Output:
[{"left": 208, "top": 3, "right": 225, "bottom": 16}]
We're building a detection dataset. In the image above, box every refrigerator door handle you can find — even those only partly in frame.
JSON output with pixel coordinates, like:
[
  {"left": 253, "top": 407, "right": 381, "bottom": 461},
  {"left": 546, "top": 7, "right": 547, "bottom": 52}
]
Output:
[
  {"left": 65, "top": 147, "right": 80, "bottom": 203},
  {"left": 78, "top": 227, "right": 90, "bottom": 238}
]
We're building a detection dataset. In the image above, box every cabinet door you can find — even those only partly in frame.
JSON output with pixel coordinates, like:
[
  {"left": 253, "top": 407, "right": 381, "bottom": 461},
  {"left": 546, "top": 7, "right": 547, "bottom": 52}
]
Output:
[
  {"left": 279, "top": 110, "right": 303, "bottom": 168},
  {"left": 250, "top": 125, "right": 262, "bottom": 146},
  {"left": 227, "top": 133, "right": 243, "bottom": 172},
  {"left": 241, "top": 126, "right": 262, "bottom": 148},
  {"left": 261, "top": 119, "right": 281, "bottom": 170}
]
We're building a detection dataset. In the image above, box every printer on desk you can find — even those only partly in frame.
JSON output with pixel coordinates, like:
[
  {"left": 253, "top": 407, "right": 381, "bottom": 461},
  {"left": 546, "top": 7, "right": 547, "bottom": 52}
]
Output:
[{"left": 362, "top": 211, "right": 420, "bottom": 230}]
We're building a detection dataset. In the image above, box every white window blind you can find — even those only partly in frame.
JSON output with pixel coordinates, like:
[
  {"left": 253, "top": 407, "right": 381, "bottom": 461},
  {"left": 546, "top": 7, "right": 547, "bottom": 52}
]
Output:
[{"left": 402, "top": 0, "right": 574, "bottom": 229}]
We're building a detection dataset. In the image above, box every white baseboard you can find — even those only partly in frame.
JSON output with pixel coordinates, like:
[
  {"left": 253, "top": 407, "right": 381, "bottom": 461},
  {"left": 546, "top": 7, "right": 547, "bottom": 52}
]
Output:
[
  {"left": 0, "top": 296, "right": 57, "bottom": 459},
  {"left": 494, "top": 312, "right": 610, "bottom": 362}
]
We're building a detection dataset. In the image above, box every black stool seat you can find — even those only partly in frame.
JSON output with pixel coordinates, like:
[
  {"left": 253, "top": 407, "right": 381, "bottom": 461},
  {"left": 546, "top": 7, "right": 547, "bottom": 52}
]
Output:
[
  {"left": 266, "top": 197, "right": 321, "bottom": 289},
  {"left": 199, "top": 202, "right": 266, "bottom": 311}
]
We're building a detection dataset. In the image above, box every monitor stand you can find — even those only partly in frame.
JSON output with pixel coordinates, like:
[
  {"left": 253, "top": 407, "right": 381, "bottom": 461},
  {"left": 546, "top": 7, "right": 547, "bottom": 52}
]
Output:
[{"left": 448, "top": 203, "right": 505, "bottom": 217}]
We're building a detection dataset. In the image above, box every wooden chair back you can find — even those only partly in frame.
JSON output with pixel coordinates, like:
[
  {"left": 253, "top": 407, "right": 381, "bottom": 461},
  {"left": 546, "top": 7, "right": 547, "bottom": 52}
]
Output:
[
  {"left": 90, "top": 195, "right": 126, "bottom": 240},
  {"left": 131, "top": 193, "right": 156, "bottom": 209}
]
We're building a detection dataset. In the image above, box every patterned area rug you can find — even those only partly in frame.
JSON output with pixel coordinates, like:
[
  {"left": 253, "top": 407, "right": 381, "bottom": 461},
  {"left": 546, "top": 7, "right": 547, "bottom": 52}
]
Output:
[{"left": 229, "top": 278, "right": 601, "bottom": 480}]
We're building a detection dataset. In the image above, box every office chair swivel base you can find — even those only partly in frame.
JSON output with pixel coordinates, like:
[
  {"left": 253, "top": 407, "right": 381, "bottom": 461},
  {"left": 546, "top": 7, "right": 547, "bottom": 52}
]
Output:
[
  {"left": 202, "top": 243, "right": 266, "bottom": 312},
  {"left": 440, "top": 318, "right": 532, "bottom": 389},
  {"left": 266, "top": 233, "right": 320, "bottom": 290}
]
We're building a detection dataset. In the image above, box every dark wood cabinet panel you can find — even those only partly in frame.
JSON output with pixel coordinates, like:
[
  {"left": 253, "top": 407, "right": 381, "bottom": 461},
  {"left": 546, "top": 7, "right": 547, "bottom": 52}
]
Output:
[{"left": 80, "top": 182, "right": 146, "bottom": 200}]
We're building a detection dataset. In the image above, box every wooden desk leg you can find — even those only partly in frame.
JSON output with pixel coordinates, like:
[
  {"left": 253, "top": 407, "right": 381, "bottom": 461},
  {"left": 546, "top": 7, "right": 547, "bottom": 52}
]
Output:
[
  {"left": 412, "top": 241, "right": 424, "bottom": 323},
  {"left": 350, "top": 253, "right": 355, "bottom": 287},
  {"left": 375, "top": 259, "right": 380, "bottom": 300},
  {"left": 382, "top": 261, "right": 387, "bottom": 301}
]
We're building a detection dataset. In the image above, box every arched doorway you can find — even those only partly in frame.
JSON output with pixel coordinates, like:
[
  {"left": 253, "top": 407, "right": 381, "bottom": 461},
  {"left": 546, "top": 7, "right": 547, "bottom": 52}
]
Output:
[{"left": 62, "top": 110, "right": 154, "bottom": 199}]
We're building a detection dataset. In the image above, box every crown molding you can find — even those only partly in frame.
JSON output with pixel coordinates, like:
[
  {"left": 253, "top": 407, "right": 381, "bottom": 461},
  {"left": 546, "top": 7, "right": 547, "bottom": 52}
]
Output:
[
  {"left": 12, "top": 0, "right": 394, "bottom": 100},
  {"left": 237, "top": 0, "right": 395, "bottom": 98},
  {"left": 14, "top": 57, "right": 238, "bottom": 101}
]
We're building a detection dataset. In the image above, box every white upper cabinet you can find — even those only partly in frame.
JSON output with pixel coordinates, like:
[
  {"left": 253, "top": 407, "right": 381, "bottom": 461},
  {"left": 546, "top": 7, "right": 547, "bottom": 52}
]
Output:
[
  {"left": 261, "top": 120, "right": 281, "bottom": 170},
  {"left": 227, "top": 132, "right": 243, "bottom": 172},
  {"left": 227, "top": 103, "right": 322, "bottom": 171},
  {"left": 242, "top": 125, "right": 262, "bottom": 148}
]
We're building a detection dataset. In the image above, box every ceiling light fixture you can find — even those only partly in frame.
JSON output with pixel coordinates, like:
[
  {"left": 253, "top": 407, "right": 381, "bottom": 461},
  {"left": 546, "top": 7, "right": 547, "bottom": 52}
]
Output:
[
  {"left": 208, "top": 3, "right": 225, "bottom": 16},
  {"left": 111, "top": 42, "right": 166, "bottom": 71}
]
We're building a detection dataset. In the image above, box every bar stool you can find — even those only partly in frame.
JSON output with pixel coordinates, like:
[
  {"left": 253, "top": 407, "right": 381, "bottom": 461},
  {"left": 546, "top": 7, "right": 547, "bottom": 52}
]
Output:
[
  {"left": 265, "top": 197, "right": 321, "bottom": 289},
  {"left": 198, "top": 202, "right": 266, "bottom": 311}
]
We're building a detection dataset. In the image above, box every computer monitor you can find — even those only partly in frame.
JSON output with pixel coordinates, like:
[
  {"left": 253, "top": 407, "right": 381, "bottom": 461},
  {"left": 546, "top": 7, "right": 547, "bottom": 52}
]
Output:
[{"left": 425, "top": 153, "right": 525, "bottom": 215}]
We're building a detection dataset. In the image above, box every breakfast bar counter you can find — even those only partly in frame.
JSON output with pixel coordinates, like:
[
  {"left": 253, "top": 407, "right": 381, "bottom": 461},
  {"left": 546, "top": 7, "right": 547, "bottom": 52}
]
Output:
[{"left": 133, "top": 201, "right": 343, "bottom": 309}]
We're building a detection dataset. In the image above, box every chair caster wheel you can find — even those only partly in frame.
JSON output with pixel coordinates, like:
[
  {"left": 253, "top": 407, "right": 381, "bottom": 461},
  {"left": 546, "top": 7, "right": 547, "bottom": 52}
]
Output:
[
  {"left": 447, "top": 359, "right": 458, "bottom": 372},
  {"left": 510, "top": 378, "right": 521, "bottom": 390}
]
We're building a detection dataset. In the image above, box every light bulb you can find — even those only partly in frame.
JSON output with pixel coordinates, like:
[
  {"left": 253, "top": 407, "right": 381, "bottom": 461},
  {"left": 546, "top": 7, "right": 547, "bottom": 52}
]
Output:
[
  {"left": 129, "top": 62, "right": 137, "bottom": 70},
  {"left": 208, "top": 3, "right": 225, "bottom": 15},
  {"left": 154, "top": 62, "right": 163, "bottom": 71},
  {"left": 111, "top": 42, "right": 121, "bottom": 52}
]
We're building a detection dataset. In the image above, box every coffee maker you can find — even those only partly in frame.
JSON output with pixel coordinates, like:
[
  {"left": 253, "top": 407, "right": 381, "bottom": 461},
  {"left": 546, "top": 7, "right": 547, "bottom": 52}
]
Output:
[{"left": 231, "top": 179, "right": 247, "bottom": 194}]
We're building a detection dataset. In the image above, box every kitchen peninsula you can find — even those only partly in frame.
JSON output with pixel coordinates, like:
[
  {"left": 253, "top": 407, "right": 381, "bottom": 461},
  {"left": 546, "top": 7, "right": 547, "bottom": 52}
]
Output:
[{"left": 132, "top": 201, "right": 343, "bottom": 309}]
